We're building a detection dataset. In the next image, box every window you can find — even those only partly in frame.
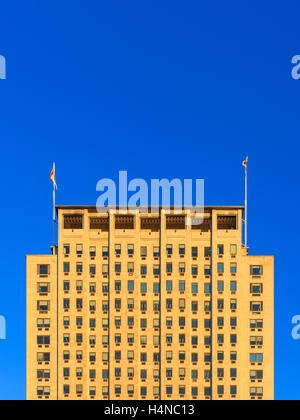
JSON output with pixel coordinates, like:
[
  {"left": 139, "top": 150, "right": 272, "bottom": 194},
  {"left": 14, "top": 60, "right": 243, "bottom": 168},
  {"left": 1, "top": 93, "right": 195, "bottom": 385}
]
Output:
[
  {"left": 179, "top": 263, "right": 185, "bottom": 273},
  {"left": 166, "top": 245, "right": 173, "bottom": 255},
  {"left": 128, "top": 244, "right": 134, "bottom": 255},
  {"left": 217, "top": 281, "right": 224, "bottom": 292},
  {"left": 89, "top": 283, "right": 96, "bottom": 293},
  {"left": 102, "top": 246, "right": 109, "bottom": 257},
  {"left": 128, "top": 262, "right": 134, "bottom": 273},
  {"left": 230, "top": 281, "right": 237, "bottom": 292},
  {"left": 179, "top": 299, "right": 185, "bottom": 310},
  {"left": 141, "top": 247, "right": 147, "bottom": 257},
  {"left": 250, "top": 302, "right": 263, "bottom": 312},
  {"left": 231, "top": 351, "right": 237, "bottom": 361},
  {"left": 192, "top": 247, "right": 198, "bottom": 257},
  {"left": 217, "top": 299, "right": 224, "bottom": 310},
  {"left": 64, "top": 244, "right": 70, "bottom": 255},
  {"left": 38, "top": 301, "right": 50, "bottom": 311},
  {"left": 179, "top": 280, "right": 185, "bottom": 292},
  {"left": 231, "top": 317, "right": 237, "bottom": 327},
  {"left": 76, "top": 281, "right": 83, "bottom": 291},
  {"left": 115, "top": 263, "right": 121, "bottom": 273},
  {"left": 191, "top": 302, "right": 198, "bottom": 312},
  {"left": 89, "top": 265, "right": 96, "bottom": 275},
  {"left": 217, "top": 245, "right": 224, "bottom": 256},
  {"left": 128, "top": 299, "right": 134, "bottom": 310},
  {"left": 166, "top": 280, "right": 173, "bottom": 292},
  {"left": 250, "top": 320, "right": 263, "bottom": 329},
  {"left": 153, "top": 246, "right": 160, "bottom": 257},
  {"left": 204, "top": 301, "right": 211, "bottom": 311},
  {"left": 63, "top": 262, "right": 70, "bottom": 273},
  {"left": 153, "top": 283, "right": 160, "bottom": 293},
  {"left": 166, "top": 386, "right": 173, "bottom": 395},
  {"left": 153, "top": 265, "right": 160, "bottom": 275},
  {"left": 204, "top": 283, "right": 211, "bottom": 293},
  {"left": 90, "top": 246, "right": 96, "bottom": 257},
  {"left": 128, "top": 281, "right": 134, "bottom": 292},
  {"left": 204, "top": 265, "right": 211, "bottom": 275},
  {"left": 141, "top": 265, "right": 147, "bottom": 275},
  {"left": 230, "top": 299, "right": 237, "bottom": 310},
  {"left": 38, "top": 283, "right": 50, "bottom": 294},
  {"left": 115, "top": 244, "right": 121, "bottom": 255},
  {"left": 192, "top": 265, "right": 198, "bottom": 276},
  {"left": 230, "top": 244, "right": 237, "bottom": 256},
  {"left": 37, "top": 319, "right": 50, "bottom": 328},
  {"left": 251, "top": 265, "right": 263, "bottom": 275},
  {"left": 76, "top": 263, "right": 83, "bottom": 273},
  {"left": 231, "top": 386, "right": 237, "bottom": 396},
  {"left": 37, "top": 352, "right": 50, "bottom": 362},
  {"left": 217, "top": 317, "right": 224, "bottom": 327},
  {"left": 192, "top": 283, "right": 198, "bottom": 293},
  {"left": 76, "top": 244, "right": 83, "bottom": 255},
  {"left": 204, "top": 247, "right": 211, "bottom": 258},
  {"left": 166, "top": 263, "right": 172, "bottom": 273},
  {"left": 230, "top": 263, "right": 237, "bottom": 274},
  {"left": 217, "top": 263, "right": 224, "bottom": 273},
  {"left": 251, "top": 284, "right": 263, "bottom": 294},
  {"left": 38, "top": 265, "right": 49, "bottom": 276},
  {"left": 179, "top": 245, "right": 185, "bottom": 255}
]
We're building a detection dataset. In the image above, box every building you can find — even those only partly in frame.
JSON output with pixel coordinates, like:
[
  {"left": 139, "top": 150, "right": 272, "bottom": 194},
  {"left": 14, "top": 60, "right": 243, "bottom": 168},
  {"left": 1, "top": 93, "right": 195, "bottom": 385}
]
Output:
[{"left": 26, "top": 205, "right": 274, "bottom": 400}]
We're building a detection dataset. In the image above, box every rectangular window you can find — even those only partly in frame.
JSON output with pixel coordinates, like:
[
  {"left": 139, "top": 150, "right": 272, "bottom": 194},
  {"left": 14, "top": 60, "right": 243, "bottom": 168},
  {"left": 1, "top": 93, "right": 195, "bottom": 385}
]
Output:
[
  {"left": 128, "top": 244, "right": 134, "bottom": 255},
  {"left": 230, "top": 244, "right": 237, "bottom": 256},
  {"left": 191, "top": 247, "right": 198, "bottom": 258},
  {"left": 90, "top": 246, "right": 96, "bottom": 257},
  {"left": 251, "top": 265, "right": 263, "bottom": 276},
  {"left": 102, "top": 246, "right": 109, "bottom": 257},
  {"left": 217, "top": 245, "right": 224, "bottom": 256},
  {"left": 230, "top": 263, "right": 237, "bottom": 274},
  {"left": 179, "top": 245, "right": 185, "bottom": 255},
  {"left": 166, "top": 245, "right": 173, "bottom": 255},
  {"left": 217, "top": 263, "right": 224, "bottom": 273},
  {"left": 76, "top": 244, "right": 83, "bottom": 255},
  {"left": 128, "top": 262, "right": 134, "bottom": 273},
  {"left": 38, "top": 265, "right": 50, "bottom": 276},
  {"left": 153, "top": 246, "right": 160, "bottom": 257}
]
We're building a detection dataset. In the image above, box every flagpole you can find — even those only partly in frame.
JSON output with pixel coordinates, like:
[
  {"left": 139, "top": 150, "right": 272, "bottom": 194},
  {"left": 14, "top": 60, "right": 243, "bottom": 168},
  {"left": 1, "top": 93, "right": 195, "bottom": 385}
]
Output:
[
  {"left": 53, "top": 182, "right": 56, "bottom": 247},
  {"left": 244, "top": 160, "right": 248, "bottom": 249}
]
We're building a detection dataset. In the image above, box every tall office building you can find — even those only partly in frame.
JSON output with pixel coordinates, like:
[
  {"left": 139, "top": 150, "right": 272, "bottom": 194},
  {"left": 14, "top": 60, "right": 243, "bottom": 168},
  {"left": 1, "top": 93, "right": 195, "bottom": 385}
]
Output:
[{"left": 26, "top": 205, "right": 274, "bottom": 400}]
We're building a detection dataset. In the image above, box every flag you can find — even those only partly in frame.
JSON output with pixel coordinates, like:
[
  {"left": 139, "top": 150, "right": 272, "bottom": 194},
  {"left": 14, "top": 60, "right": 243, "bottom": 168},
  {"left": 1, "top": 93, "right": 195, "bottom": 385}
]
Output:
[
  {"left": 50, "top": 163, "right": 57, "bottom": 190},
  {"left": 242, "top": 156, "right": 248, "bottom": 169}
]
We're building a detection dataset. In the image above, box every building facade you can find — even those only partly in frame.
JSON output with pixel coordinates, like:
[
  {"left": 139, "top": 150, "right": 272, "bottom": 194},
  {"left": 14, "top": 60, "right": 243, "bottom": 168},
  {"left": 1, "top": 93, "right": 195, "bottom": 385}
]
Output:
[{"left": 26, "top": 205, "right": 274, "bottom": 400}]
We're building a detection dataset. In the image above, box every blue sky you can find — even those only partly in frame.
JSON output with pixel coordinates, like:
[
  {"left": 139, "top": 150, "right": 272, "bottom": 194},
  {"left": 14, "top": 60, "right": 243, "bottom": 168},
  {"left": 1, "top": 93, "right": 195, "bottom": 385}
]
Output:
[{"left": 0, "top": 0, "right": 299, "bottom": 400}]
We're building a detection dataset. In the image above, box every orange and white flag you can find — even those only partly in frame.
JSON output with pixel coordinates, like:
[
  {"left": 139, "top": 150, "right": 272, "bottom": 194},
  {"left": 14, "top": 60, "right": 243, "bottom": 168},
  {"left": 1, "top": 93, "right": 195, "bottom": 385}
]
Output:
[
  {"left": 50, "top": 163, "right": 57, "bottom": 190},
  {"left": 242, "top": 156, "right": 248, "bottom": 169}
]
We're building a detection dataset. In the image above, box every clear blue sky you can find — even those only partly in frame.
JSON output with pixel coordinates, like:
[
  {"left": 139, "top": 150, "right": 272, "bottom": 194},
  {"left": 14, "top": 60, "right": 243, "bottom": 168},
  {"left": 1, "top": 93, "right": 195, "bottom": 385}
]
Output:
[{"left": 0, "top": 0, "right": 299, "bottom": 400}]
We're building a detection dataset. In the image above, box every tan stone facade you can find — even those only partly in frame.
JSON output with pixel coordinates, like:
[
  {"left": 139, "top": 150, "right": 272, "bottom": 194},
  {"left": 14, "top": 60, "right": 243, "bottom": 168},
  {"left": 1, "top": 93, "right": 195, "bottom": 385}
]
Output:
[{"left": 26, "top": 206, "right": 274, "bottom": 400}]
